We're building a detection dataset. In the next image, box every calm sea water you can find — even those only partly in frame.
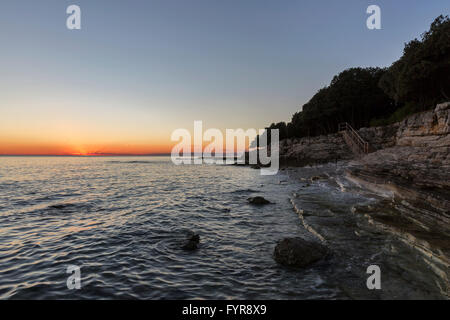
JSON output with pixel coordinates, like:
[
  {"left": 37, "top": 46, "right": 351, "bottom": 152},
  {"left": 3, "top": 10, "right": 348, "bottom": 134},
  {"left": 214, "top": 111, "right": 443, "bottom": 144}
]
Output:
[{"left": 0, "top": 157, "right": 444, "bottom": 299}]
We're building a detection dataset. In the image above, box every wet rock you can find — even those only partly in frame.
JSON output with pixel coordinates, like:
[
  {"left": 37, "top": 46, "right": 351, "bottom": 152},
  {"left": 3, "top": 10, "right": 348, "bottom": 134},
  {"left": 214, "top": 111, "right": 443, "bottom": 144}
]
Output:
[
  {"left": 247, "top": 196, "right": 272, "bottom": 205},
  {"left": 273, "top": 237, "right": 327, "bottom": 268},
  {"left": 189, "top": 234, "right": 200, "bottom": 242},
  {"left": 182, "top": 241, "right": 198, "bottom": 251},
  {"left": 310, "top": 176, "right": 322, "bottom": 182},
  {"left": 348, "top": 102, "right": 450, "bottom": 223},
  {"left": 182, "top": 233, "right": 200, "bottom": 251}
]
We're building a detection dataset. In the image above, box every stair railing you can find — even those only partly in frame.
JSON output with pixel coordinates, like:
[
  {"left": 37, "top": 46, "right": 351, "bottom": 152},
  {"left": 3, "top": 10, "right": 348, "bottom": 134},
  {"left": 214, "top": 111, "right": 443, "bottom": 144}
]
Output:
[{"left": 338, "top": 122, "right": 369, "bottom": 154}]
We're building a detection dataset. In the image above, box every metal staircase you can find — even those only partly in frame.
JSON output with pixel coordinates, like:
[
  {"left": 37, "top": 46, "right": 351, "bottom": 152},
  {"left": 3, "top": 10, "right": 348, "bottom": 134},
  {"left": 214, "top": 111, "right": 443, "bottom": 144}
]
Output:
[{"left": 338, "top": 122, "right": 369, "bottom": 155}]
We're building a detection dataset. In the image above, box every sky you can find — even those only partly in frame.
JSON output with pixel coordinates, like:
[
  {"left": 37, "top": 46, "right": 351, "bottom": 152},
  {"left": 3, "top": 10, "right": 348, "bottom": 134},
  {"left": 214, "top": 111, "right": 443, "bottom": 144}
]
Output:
[{"left": 0, "top": 0, "right": 449, "bottom": 155}]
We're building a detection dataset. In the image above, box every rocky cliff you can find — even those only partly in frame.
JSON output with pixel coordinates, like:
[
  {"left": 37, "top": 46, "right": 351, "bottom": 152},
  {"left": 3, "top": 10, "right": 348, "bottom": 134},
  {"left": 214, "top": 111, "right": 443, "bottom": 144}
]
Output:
[
  {"left": 279, "top": 102, "right": 450, "bottom": 220},
  {"left": 348, "top": 102, "right": 450, "bottom": 296},
  {"left": 278, "top": 117, "right": 399, "bottom": 166},
  {"left": 279, "top": 133, "right": 353, "bottom": 167},
  {"left": 278, "top": 102, "right": 450, "bottom": 296},
  {"left": 348, "top": 102, "right": 450, "bottom": 225}
]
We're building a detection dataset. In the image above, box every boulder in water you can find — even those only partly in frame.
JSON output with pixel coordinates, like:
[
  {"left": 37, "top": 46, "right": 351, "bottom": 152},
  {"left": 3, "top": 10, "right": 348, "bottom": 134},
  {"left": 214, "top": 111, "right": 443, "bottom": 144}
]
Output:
[
  {"left": 273, "top": 237, "right": 327, "bottom": 268},
  {"left": 247, "top": 196, "right": 272, "bottom": 205},
  {"left": 182, "top": 233, "right": 200, "bottom": 251}
]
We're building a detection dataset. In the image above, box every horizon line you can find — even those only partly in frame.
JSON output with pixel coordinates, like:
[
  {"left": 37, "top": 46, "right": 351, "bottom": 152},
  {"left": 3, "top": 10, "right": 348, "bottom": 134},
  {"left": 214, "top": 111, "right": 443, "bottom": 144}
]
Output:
[
  {"left": 0, "top": 152, "right": 249, "bottom": 157},
  {"left": 0, "top": 153, "right": 172, "bottom": 157}
]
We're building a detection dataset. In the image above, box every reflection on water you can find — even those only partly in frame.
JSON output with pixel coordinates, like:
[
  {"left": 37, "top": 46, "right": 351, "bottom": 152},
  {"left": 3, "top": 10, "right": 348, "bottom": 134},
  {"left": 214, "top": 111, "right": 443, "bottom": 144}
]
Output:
[{"left": 0, "top": 157, "right": 445, "bottom": 299}]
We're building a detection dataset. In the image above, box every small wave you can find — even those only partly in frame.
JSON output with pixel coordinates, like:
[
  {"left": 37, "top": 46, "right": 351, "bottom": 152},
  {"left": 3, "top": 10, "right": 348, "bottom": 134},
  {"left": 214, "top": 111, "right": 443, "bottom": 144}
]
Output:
[
  {"left": 230, "top": 189, "right": 259, "bottom": 194},
  {"left": 290, "top": 198, "right": 326, "bottom": 243},
  {"left": 107, "top": 160, "right": 153, "bottom": 164},
  {"left": 38, "top": 202, "right": 94, "bottom": 215},
  {"left": 48, "top": 203, "right": 78, "bottom": 210},
  {"left": 205, "top": 206, "right": 231, "bottom": 213},
  {"left": 335, "top": 178, "right": 346, "bottom": 192}
]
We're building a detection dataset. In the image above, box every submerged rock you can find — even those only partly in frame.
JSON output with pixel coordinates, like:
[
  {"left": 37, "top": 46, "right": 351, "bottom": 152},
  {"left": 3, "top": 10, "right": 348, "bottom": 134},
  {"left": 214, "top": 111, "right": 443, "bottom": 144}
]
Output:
[
  {"left": 247, "top": 196, "right": 272, "bottom": 205},
  {"left": 273, "top": 237, "right": 327, "bottom": 268},
  {"left": 182, "top": 233, "right": 200, "bottom": 251},
  {"left": 189, "top": 234, "right": 200, "bottom": 242},
  {"left": 182, "top": 241, "right": 198, "bottom": 251},
  {"left": 310, "top": 175, "right": 327, "bottom": 182}
]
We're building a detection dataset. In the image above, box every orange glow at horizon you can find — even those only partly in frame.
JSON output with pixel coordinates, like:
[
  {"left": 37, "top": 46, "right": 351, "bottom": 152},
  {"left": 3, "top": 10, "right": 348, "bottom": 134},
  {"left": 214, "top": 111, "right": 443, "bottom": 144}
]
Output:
[
  {"left": 0, "top": 101, "right": 255, "bottom": 156},
  {"left": 0, "top": 88, "right": 261, "bottom": 156},
  {"left": 0, "top": 138, "right": 252, "bottom": 156},
  {"left": 0, "top": 140, "right": 174, "bottom": 156},
  {"left": 0, "top": 143, "right": 250, "bottom": 156}
]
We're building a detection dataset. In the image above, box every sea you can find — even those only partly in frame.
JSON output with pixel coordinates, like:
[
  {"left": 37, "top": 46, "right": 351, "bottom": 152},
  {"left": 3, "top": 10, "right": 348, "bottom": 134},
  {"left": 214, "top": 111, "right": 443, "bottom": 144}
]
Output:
[{"left": 0, "top": 156, "right": 444, "bottom": 299}]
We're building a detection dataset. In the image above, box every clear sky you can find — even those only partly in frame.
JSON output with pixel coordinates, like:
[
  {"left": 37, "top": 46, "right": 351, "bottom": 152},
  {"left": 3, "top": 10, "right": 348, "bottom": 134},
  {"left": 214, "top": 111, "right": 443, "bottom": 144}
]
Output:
[{"left": 0, "top": 0, "right": 449, "bottom": 155}]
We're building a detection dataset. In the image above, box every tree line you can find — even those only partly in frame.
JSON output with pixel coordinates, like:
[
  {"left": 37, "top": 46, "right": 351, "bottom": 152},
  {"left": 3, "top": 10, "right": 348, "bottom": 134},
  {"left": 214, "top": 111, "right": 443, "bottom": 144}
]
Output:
[{"left": 266, "top": 15, "right": 450, "bottom": 140}]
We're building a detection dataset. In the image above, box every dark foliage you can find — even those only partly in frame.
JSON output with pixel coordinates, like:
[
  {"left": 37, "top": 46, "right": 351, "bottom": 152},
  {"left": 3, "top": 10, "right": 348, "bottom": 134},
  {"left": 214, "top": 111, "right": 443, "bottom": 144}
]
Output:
[
  {"left": 262, "top": 15, "right": 449, "bottom": 141},
  {"left": 268, "top": 67, "right": 394, "bottom": 139},
  {"left": 379, "top": 15, "right": 450, "bottom": 110}
]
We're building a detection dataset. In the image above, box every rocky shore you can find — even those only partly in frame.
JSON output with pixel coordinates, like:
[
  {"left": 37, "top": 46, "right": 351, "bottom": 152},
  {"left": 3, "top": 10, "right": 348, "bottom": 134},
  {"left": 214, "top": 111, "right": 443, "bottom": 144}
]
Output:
[
  {"left": 277, "top": 102, "right": 450, "bottom": 296},
  {"left": 279, "top": 102, "right": 449, "bottom": 221},
  {"left": 349, "top": 102, "right": 449, "bottom": 225}
]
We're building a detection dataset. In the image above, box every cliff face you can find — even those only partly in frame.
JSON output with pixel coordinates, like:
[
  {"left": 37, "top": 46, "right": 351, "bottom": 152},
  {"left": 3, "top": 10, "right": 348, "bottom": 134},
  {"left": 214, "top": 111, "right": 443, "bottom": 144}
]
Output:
[
  {"left": 278, "top": 102, "right": 450, "bottom": 227},
  {"left": 348, "top": 102, "right": 450, "bottom": 222},
  {"left": 349, "top": 103, "right": 450, "bottom": 296},
  {"left": 279, "top": 134, "right": 353, "bottom": 166},
  {"left": 358, "top": 123, "right": 399, "bottom": 151},
  {"left": 278, "top": 102, "right": 450, "bottom": 296},
  {"left": 278, "top": 114, "right": 404, "bottom": 166},
  {"left": 280, "top": 102, "right": 449, "bottom": 211}
]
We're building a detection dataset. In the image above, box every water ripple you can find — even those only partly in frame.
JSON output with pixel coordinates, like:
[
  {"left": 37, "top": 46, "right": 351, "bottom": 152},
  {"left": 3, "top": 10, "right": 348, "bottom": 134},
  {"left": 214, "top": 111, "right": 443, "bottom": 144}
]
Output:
[{"left": 0, "top": 157, "right": 444, "bottom": 299}]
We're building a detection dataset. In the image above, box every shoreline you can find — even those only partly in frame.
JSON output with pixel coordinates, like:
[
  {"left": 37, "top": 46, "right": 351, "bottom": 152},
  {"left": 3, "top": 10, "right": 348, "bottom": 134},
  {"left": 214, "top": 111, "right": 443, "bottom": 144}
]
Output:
[
  {"left": 271, "top": 102, "right": 450, "bottom": 297},
  {"left": 279, "top": 162, "right": 449, "bottom": 298}
]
